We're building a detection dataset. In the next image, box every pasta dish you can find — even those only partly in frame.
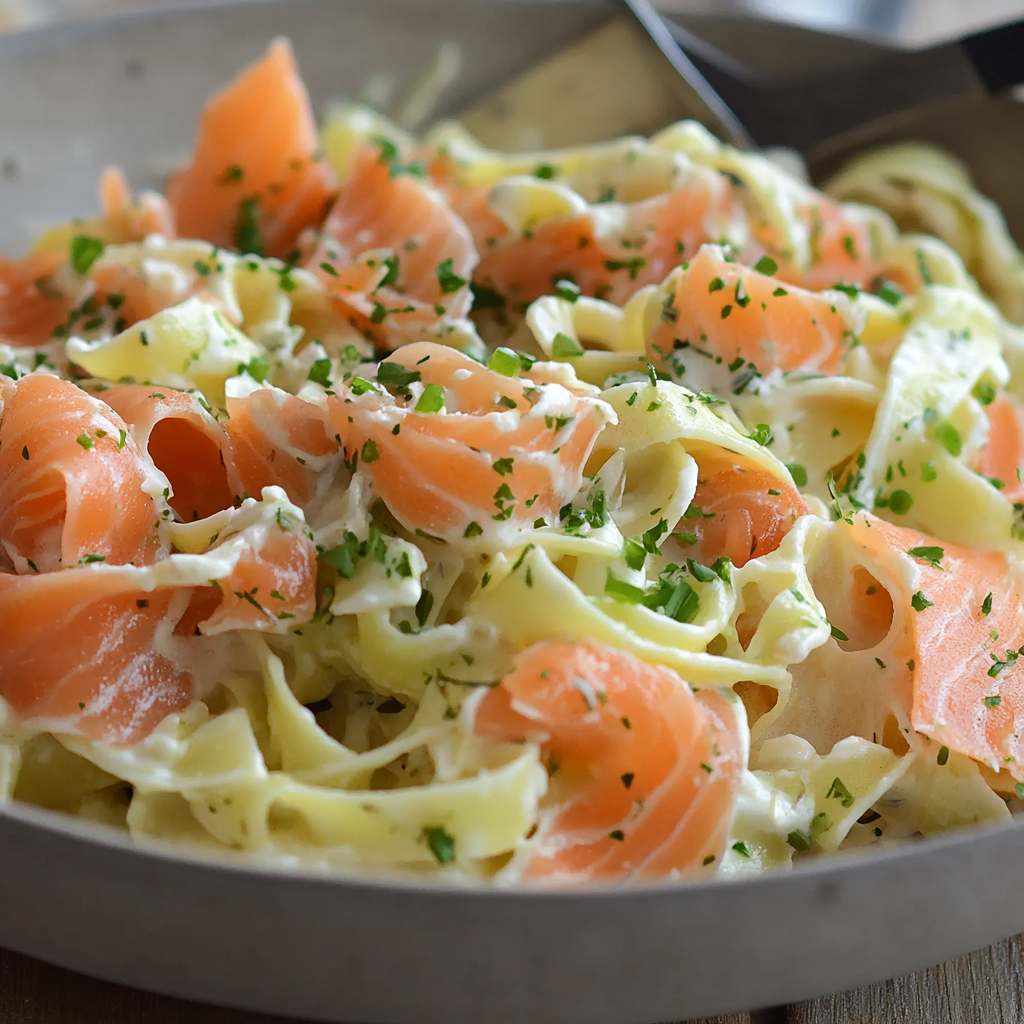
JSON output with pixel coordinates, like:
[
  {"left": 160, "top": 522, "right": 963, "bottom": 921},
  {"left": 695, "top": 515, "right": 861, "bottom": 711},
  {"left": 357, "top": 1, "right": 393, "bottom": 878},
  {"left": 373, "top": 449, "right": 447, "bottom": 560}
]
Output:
[{"left": 2, "top": 39, "right": 1023, "bottom": 884}]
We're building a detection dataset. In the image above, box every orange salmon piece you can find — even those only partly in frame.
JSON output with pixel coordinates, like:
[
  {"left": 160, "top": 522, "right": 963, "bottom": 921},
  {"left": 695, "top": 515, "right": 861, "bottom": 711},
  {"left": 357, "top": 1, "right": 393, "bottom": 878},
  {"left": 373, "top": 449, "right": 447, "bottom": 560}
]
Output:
[
  {"left": 167, "top": 39, "right": 336, "bottom": 259},
  {"left": 974, "top": 394, "right": 1024, "bottom": 503},
  {"left": 100, "top": 384, "right": 237, "bottom": 522},
  {"left": 0, "top": 373, "right": 163, "bottom": 573},
  {"left": 676, "top": 452, "right": 807, "bottom": 568},
  {"left": 757, "top": 197, "right": 879, "bottom": 292},
  {"left": 309, "top": 145, "right": 477, "bottom": 347},
  {"left": 328, "top": 342, "right": 612, "bottom": 543},
  {"left": 474, "top": 640, "right": 743, "bottom": 882},
  {"left": 98, "top": 165, "right": 176, "bottom": 244},
  {"left": 176, "top": 517, "right": 317, "bottom": 637},
  {"left": 0, "top": 569, "right": 191, "bottom": 744},
  {"left": 853, "top": 514, "right": 1024, "bottom": 776},
  {"left": 473, "top": 166, "right": 741, "bottom": 308},
  {"left": 0, "top": 249, "right": 73, "bottom": 347},
  {"left": 647, "top": 244, "right": 853, "bottom": 389},
  {"left": 224, "top": 388, "right": 340, "bottom": 506}
]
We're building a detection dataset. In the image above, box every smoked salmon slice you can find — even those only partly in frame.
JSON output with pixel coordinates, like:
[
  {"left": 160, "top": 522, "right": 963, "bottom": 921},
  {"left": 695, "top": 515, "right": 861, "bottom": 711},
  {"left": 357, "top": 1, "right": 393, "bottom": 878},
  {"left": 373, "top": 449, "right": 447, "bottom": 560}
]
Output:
[
  {"left": 973, "top": 393, "right": 1024, "bottom": 503},
  {"left": 99, "top": 383, "right": 237, "bottom": 522},
  {"left": 471, "top": 165, "right": 742, "bottom": 310},
  {"left": 846, "top": 513, "right": 1024, "bottom": 776},
  {"left": 98, "top": 166, "right": 177, "bottom": 245},
  {"left": 756, "top": 196, "right": 880, "bottom": 292},
  {"left": 187, "top": 523, "right": 317, "bottom": 636},
  {"left": 675, "top": 451, "right": 807, "bottom": 568},
  {"left": 0, "top": 569, "right": 191, "bottom": 745},
  {"left": 0, "top": 373, "right": 163, "bottom": 573},
  {"left": 309, "top": 144, "right": 477, "bottom": 347},
  {"left": 474, "top": 639, "right": 743, "bottom": 882},
  {"left": 166, "top": 38, "right": 337, "bottom": 259},
  {"left": 647, "top": 244, "right": 854, "bottom": 390},
  {"left": 224, "top": 387, "right": 340, "bottom": 507},
  {"left": 328, "top": 342, "right": 613, "bottom": 543},
  {"left": 0, "top": 249, "right": 73, "bottom": 348}
]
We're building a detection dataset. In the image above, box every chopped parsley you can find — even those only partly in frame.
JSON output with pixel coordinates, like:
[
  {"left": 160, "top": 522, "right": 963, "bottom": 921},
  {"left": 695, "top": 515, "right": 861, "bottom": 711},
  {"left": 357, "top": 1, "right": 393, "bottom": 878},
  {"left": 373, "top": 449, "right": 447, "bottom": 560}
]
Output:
[
  {"left": 307, "top": 358, "right": 333, "bottom": 388},
  {"left": 423, "top": 826, "right": 456, "bottom": 864},
  {"left": 237, "top": 357, "right": 269, "bottom": 384},
  {"left": 826, "top": 777, "right": 855, "bottom": 808},
  {"left": 551, "top": 332, "right": 583, "bottom": 358},
  {"left": 70, "top": 234, "right": 104, "bottom": 275},
  {"left": 786, "top": 462, "right": 808, "bottom": 487},
  {"left": 376, "top": 362, "right": 421, "bottom": 388},
  {"left": 233, "top": 196, "right": 263, "bottom": 256},
  {"left": 488, "top": 347, "right": 521, "bottom": 377},
  {"left": 908, "top": 545, "right": 943, "bottom": 567},
  {"left": 415, "top": 382, "right": 446, "bottom": 413},
  {"left": 787, "top": 830, "right": 812, "bottom": 852},
  {"left": 934, "top": 420, "right": 962, "bottom": 458},
  {"left": 435, "top": 258, "right": 467, "bottom": 294},
  {"left": 911, "top": 590, "right": 933, "bottom": 612}
]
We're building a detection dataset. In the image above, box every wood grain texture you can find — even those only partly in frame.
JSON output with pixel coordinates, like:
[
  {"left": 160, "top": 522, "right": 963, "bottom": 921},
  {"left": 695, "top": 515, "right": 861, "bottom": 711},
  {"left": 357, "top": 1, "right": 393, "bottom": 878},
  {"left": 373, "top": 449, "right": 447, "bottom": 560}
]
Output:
[
  {"left": 789, "top": 934, "right": 1024, "bottom": 1024},
  {"left": 0, "top": 946, "right": 290, "bottom": 1024}
]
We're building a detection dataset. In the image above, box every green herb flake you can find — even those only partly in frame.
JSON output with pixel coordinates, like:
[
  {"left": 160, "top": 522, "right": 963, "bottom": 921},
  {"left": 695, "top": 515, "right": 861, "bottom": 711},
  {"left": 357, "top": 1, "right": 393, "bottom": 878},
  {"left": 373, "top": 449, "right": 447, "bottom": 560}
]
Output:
[
  {"left": 435, "top": 258, "right": 467, "bottom": 294},
  {"left": 70, "top": 234, "right": 104, "bottom": 275},
  {"left": 937, "top": 745, "right": 949, "bottom": 766},
  {"left": 488, "top": 347, "right": 521, "bottom": 377},
  {"left": 826, "top": 776, "right": 855, "bottom": 808},
  {"left": 982, "top": 592, "right": 993, "bottom": 616},
  {"left": 551, "top": 332, "right": 584, "bottom": 358},
  {"left": 973, "top": 381, "right": 997, "bottom": 406},
  {"left": 786, "top": 462, "right": 808, "bottom": 487},
  {"left": 604, "top": 570, "right": 646, "bottom": 604},
  {"left": 237, "top": 357, "right": 269, "bottom": 384},
  {"left": 753, "top": 255, "right": 778, "bottom": 276},
  {"left": 934, "top": 420, "right": 962, "bottom": 458},
  {"left": 415, "top": 382, "right": 446, "bottom": 414},
  {"left": 888, "top": 489, "right": 914, "bottom": 515},
  {"left": 307, "top": 358, "right": 333, "bottom": 388},
  {"left": 233, "top": 196, "right": 263, "bottom": 256},
  {"left": 423, "top": 826, "right": 456, "bottom": 864},
  {"left": 908, "top": 545, "right": 943, "bottom": 567},
  {"left": 911, "top": 590, "right": 933, "bottom": 612},
  {"left": 787, "top": 830, "right": 812, "bottom": 852},
  {"left": 376, "top": 362, "right": 421, "bottom": 388},
  {"left": 76, "top": 433, "right": 94, "bottom": 450},
  {"left": 554, "top": 278, "right": 581, "bottom": 303}
]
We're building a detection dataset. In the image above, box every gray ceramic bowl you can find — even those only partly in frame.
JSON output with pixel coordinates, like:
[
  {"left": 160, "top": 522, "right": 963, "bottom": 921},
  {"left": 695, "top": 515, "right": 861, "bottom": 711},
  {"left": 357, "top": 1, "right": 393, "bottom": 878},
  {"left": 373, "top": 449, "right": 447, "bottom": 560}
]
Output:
[{"left": 2, "top": 2, "right": 1024, "bottom": 1021}]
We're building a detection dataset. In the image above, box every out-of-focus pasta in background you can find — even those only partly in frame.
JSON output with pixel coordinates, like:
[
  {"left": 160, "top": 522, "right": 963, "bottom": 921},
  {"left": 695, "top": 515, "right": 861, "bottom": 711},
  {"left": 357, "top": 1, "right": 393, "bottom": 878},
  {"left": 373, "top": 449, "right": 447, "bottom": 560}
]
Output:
[{"left": 1, "top": 0, "right": 1023, "bottom": 46}]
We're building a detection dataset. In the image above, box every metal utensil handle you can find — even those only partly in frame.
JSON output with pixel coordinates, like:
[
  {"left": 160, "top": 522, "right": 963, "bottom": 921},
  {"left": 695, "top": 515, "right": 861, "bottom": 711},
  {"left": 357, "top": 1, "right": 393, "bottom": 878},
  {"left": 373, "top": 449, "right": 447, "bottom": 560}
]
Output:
[{"left": 618, "top": 0, "right": 756, "bottom": 151}]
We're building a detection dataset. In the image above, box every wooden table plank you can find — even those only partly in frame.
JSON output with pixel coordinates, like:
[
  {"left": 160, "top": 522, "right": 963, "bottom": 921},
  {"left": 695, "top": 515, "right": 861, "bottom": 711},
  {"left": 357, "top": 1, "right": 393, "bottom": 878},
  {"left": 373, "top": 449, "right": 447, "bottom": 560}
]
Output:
[
  {"left": 0, "top": 943, "right": 765, "bottom": 1024},
  {"left": 788, "top": 934, "right": 1024, "bottom": 1024},
  {"left": 0, "top": 947, "right": 291, "bottom": 1024}
]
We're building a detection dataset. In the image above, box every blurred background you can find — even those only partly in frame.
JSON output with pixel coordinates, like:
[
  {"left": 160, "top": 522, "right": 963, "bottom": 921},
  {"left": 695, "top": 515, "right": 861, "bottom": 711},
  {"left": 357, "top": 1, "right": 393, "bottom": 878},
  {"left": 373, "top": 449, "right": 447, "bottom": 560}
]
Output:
[{"left": 1, "top": 0, "right": 1023, "bottom": 47}]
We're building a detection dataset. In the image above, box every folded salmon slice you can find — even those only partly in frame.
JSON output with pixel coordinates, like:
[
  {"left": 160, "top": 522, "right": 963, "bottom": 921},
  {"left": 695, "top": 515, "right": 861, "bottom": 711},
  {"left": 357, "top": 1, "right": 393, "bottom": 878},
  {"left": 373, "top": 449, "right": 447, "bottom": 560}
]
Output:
[
  {"left": 167, "top": 38, "right": 337, "bottom": 259},
  {"left": 0, "top": 373, "right": 163, "bottom": 573},
  {"left": 474, "top": 639, "right": 743, "bottom": 882}
]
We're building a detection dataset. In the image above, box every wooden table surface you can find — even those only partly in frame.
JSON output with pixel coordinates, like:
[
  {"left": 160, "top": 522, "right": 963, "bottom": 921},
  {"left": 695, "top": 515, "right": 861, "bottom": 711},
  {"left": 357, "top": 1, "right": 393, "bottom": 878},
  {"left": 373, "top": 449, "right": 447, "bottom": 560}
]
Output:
[{"left": 2, "top": 934, "right": 1023, "bottom": 1023}]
